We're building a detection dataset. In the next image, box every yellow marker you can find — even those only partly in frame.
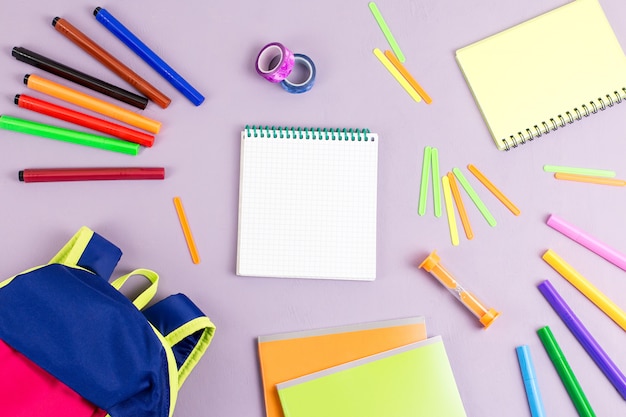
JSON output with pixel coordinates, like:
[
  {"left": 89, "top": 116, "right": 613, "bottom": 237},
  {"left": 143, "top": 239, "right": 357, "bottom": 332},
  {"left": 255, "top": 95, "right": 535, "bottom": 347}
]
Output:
[
  {"left": 442, "top": 176, "right": 459, "bottom": 246},
  {"left": 419, "top": 250, "right": 500, "bottom": 328},
  {"left": 372, "top": 48, "right": 421, "bottom": 102},
  {"left": 384, "top": 50, "right": 432, "bottom": 104},
  {"left": 25, "top": 73, "right": 161, "bottom": 134},
  {"left": 173, "top": 196, "right": 200, "bottom": 264},
  {"left": 543, "top": 249, "right": 626, "bottom": 331}
]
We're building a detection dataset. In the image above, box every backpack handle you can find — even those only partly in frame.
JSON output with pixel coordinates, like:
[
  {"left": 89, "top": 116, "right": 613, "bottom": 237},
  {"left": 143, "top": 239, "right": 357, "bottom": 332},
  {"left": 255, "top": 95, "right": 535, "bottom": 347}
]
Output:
[
  {"left": 49, "top": 226, "right": 122, "bottom": 281},
  {"left": 109, "top": 269, "right": 159, "bottom": 310}
]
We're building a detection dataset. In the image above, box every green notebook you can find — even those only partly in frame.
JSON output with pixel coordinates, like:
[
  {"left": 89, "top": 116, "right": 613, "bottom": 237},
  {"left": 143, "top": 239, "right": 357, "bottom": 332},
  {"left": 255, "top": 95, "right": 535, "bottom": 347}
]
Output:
[{"left": 276, "top": 336, "right": 467, "bottom": 417}]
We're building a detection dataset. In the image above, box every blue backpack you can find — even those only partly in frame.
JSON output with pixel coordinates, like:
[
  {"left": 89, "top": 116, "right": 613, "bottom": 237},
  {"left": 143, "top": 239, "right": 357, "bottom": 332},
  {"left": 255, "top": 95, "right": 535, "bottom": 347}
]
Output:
[{"left": 0, "top": 227, "right": 215, "bottom": 417}]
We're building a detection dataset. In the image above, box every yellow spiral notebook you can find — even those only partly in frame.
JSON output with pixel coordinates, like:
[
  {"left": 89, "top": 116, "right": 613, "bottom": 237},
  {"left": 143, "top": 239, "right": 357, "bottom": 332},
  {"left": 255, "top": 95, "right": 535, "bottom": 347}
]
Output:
[{"left": 456, "top": 0, "right": 626, "bottom": 151}]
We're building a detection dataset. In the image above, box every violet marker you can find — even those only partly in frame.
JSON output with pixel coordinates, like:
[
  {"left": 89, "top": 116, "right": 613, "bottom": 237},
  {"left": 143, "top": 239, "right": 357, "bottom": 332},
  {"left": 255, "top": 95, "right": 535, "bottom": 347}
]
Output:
[{"left": 538, "top": 279, "right": 626, "bottom": 400}]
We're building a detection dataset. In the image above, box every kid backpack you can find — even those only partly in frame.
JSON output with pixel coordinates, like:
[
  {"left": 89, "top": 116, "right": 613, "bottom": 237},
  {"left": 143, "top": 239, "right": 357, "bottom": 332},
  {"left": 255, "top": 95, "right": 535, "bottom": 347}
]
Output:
[{"left": 0, "top": 226, "right": 215, "bottom": 417}]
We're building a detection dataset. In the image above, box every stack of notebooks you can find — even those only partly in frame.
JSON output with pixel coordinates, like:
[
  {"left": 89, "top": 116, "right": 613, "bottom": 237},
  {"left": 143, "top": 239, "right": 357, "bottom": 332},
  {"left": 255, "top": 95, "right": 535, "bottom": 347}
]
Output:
[{"left": 257, "top": 317, "right": 468, "bottom": 417}]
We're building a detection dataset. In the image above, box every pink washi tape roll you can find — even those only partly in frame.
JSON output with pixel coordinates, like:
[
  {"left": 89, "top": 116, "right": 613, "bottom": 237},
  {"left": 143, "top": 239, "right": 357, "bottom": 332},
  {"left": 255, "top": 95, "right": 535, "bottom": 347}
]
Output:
[{"left": 255, "top": 42, "right": 295, "bottom": 83}]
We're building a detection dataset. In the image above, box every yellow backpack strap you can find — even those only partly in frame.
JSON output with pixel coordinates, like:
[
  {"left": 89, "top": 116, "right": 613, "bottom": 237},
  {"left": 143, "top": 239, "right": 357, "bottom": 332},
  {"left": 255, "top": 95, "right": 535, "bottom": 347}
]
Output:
[
  {"left": 142, "top": 294, "right": 216, "bottom": 388},
  {"left": 109, "top": 269, "right": 159, "bottom": 310},
  {"left": 49, "top": 226, "right": 122, "bottom": 280}
]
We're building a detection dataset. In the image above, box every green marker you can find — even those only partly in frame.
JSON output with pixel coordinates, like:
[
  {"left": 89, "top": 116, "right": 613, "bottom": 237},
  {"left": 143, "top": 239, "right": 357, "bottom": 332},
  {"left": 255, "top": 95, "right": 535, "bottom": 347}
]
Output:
[
  {"left": 452, "top": 167, "right": 496, "bottom": 227},
  {"left": 368, "top": 2, "right": 406, "bottom": 63},
  {"left": 418, "top": 146, "right": 431, "bottom": 216},
  {"left": 0, "top": 115, "right": 139, "bottom": 155},
  {"left": 537, "top": 326, "right": 596, "bottom": 417},
  {"left": 431, "top": 147, "right": 441, "bottom": 217},
  {"left": 543, "top": 165, "right": 616, "bottom": 178}
]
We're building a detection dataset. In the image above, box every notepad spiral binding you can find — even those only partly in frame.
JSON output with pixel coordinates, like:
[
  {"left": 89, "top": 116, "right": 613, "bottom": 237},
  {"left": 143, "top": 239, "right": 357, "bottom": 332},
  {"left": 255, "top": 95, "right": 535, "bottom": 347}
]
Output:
[
  {"left": 501, "top": 89, "right": 626, "bottom": 151},
  {"left": 244, "top": 125, "right": 373, "bottom": 141}
]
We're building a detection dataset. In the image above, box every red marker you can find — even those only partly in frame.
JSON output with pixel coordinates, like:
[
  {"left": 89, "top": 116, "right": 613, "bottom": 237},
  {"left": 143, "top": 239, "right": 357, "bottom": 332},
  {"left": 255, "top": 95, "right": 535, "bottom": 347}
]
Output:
[
  {"left": 19, "top": 167, "right": 165, "bottom": 182},
  {"left": 15, "top": 94, "right": 155, "bottom": 147}
]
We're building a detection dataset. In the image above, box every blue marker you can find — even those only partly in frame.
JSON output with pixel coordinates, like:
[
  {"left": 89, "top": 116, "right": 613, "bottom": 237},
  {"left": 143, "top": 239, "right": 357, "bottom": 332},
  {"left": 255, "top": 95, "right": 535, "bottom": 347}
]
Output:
[
  {"left": 94, "top": 7, "right": 205, "bottom": 106},
  {"left": 516, "top": 345, "right": 547, "bottom": 417}
]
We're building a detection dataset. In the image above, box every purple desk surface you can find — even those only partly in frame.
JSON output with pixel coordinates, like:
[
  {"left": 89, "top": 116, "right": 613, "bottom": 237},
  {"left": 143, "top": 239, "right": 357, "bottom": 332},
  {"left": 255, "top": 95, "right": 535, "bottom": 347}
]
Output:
[{"left": 2, "top": 1, "right": 626, "bottom": 416}]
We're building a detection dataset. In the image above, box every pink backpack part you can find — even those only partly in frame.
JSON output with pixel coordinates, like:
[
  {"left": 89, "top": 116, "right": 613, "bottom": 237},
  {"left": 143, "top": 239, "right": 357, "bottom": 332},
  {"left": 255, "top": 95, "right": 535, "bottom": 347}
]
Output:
[{"left": 0, "top": 339, "right": 106, "bottom": 417}]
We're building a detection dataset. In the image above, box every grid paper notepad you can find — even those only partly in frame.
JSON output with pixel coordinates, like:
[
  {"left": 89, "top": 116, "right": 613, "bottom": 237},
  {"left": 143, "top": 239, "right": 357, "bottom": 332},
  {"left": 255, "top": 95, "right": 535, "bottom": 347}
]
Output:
[
  {"left": 237, "top": 126, "right": 378, "bottom": 280},
  {"left": 456, "top": 0, "right": 626, "bottom": 151}
]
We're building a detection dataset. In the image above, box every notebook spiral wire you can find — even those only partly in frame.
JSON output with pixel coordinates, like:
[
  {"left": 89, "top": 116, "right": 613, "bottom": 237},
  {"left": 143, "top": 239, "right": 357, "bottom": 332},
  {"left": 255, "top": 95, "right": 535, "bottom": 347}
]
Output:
[
  {"left": 501, "top": 88, "right": 626, "bottom": 150},
  {"left": 244, "top": 125, "right": 373, "bottom": 141}
]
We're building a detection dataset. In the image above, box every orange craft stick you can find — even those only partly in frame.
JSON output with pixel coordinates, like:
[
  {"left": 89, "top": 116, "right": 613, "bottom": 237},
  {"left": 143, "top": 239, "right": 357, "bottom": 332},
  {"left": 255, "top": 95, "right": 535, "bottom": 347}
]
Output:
[
  {"left": 383, "top": 50, "right": 432, "bottom": 104},
  {"left": 554, "top": 172, "right": 626, "bottom": 186},
  {"left": 173, "top": 196, "right": 200, "bottom": 264},
  {"left": 467, "top": 164, "right": 521, "bottom": 216},
  {"left": 24, "top": 74, "right": 161, "bottom": 134},
  {"left": 447, "top": 172, "right": 474, "bottom": 240}
]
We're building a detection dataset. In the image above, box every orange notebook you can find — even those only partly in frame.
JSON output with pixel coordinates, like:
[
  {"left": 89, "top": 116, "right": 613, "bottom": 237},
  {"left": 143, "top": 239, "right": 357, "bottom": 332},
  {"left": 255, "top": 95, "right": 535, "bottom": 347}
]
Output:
[{"left": 257, "top": 317, "right": 427, "bottom": 417}]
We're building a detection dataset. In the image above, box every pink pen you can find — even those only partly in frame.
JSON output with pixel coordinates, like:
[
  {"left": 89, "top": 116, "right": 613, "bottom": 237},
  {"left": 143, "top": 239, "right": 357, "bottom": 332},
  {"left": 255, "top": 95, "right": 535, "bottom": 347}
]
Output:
[{"left": 547, "top": 214, "right": 626, "bottom": 272}]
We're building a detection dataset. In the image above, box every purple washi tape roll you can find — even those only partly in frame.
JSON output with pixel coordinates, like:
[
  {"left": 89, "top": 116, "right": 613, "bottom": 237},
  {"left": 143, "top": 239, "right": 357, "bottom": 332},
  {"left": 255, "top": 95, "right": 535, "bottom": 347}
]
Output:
[{"left": 255, "top": 42, "right": 295, "bottom": 83}]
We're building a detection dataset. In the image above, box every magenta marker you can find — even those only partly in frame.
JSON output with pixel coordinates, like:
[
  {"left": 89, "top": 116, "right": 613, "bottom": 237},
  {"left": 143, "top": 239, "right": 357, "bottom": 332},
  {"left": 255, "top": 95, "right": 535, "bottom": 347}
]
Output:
[{"left": 547, "top": 214, "right": 626, "bottom": 272}]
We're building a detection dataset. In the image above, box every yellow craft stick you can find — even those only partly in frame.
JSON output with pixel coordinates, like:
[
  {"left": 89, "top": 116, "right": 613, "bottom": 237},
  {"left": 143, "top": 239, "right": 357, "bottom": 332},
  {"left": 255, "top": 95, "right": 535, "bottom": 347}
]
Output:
[
  {"left": 373, "top": 48, "right": 421, "bottom": 102},
  {"left": 468, "top": 164, "right": 521, "bottom": 216},
  {"left": 543, "top": 249, "right": 626, "bottom": 331},
  {"left": 554, "top": 172, "right": 626, "bottom": 186},
  {"left": 442, "top": 175, "right": 459, "bottom": 246},
  {"left": 173, "top": 196, "right": 200, "bottom": 264},
  {"left": 447, "top": 172, "right": 473, "bottom": 240},
  {"left": 384, "top": 50, "right": 432, "bottom": 104}
]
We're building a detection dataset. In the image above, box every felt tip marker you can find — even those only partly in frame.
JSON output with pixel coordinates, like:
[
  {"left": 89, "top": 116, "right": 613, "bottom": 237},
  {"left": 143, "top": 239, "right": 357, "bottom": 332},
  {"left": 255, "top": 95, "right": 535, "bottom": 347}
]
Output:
[
  {"left": 11, "top": 46, "right": 148, "bottom": 109},
  {"left": 516, "top": 345, "right": 546, "bottom": 417},
  {"left": 19, "top": 167, "right": 165, "bottom": 183},
  {"left": 538, "top": 280, "right": 626, "bottom": 400},
  {"left": 537, "top": 326, "right": 595, "bottom": 417},
  {"left": 24, "top": 73, "right": 162, "bottom": 134},
  {"left": 15, "top": 94, "right": 154, "bottom": 147},
  {"left": 94, "top": 7, "right": 205, "bottom": 106},
  {"left": 52, "top": 16, "right": 171, "bottom": 108},
  {"left": 0, "top": 115, "right": 139, "bottom": 155}
]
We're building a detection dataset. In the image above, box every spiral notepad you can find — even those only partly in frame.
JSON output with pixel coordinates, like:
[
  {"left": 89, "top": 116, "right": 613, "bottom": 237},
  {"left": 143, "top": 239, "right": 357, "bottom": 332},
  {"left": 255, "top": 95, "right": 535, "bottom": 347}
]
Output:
[
  {"left": 237, "top": 126, "right": 378, "bottom": 280},
  {"left": 456, "top": 0, "right": 626, "bottom": 151}
]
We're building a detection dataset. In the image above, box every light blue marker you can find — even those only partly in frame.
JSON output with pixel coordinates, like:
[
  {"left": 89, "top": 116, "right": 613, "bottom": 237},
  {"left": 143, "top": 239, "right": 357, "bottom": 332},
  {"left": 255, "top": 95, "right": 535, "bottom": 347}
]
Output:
[{"left": 516, "top": 345, "right": 547, "bottom": 417}]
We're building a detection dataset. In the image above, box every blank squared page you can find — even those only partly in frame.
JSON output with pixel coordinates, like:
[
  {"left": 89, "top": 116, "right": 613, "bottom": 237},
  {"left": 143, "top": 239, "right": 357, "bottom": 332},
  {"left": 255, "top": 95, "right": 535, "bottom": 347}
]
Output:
[{"left": 237, "top": 127, "right": 378, "bottom": 280}]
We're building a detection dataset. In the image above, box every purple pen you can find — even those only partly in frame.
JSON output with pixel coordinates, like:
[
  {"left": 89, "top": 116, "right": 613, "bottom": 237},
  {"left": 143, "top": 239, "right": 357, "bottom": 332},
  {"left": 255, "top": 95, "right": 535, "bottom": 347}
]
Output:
[{"left": 538, "top": 280, "right": 626, "bottom": 400}]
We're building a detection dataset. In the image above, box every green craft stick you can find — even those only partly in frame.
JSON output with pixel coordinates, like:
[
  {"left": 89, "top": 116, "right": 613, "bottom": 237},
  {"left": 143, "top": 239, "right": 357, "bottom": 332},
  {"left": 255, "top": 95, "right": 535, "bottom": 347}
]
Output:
[
  {"left": 452, "top": 167, "right": 496, "bottom": 227},
  {"left": 431, "top": 148, "right": 441, "bottom": 217},
  {"left": 543, "top": 165, "right": 616, "bottom": 178},
  {"left": 368, "top": 2, "right": 406, "bottom": 63},
  {"left": 0, "top": 115, "right": 139, "bottom": 155},
  {"left": 418, "top": 146, "right": 431, "bottom": 216},
  {"left": 537, "top": 326, "right": 596, "bottom": 417}
]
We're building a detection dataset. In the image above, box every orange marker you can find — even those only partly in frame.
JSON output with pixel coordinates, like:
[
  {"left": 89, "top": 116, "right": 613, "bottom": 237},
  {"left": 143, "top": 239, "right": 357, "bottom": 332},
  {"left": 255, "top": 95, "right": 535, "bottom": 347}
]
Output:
[
  {"left": 173, "top": 196, "right": 200, "bottom": 264},
  {"left": 554, "top": 172, "right": 626, "bottom": 186},
  {"left": 419, "top": 250, "right": 500, "bottom": 328},
  {"left": 447, "top": 172, "right": 474, "bottom": 240},
  {"left": 24, "top": 74, "right": 161, "bottom": 134},
  {"left": 383, "top": 50, "right": 432, "bottom": 104},
  {"left": 468, "top": 164, "right": 520, "bottom": 216}
]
